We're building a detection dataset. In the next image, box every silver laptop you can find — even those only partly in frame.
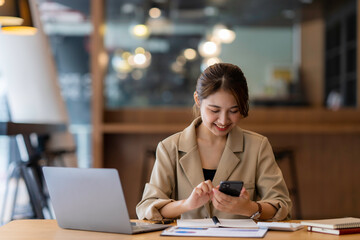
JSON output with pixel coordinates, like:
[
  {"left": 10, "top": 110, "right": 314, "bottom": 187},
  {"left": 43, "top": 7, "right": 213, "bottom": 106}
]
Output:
[{"left": 42, "top": 167, "right": 169, "bottom": 234}]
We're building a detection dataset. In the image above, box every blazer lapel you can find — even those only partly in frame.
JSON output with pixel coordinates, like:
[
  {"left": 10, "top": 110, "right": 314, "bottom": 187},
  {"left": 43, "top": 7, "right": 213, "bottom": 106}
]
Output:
[
  {"left": 212, "top": 126, "right": 244, "bottom": 186},
  {"left": 179, "top": 149, "right": 212, "bottom": 216},
  {"left": 178, "top": 117, "right": 204, "bottom": 189},
  {"left": 178, "top": 117, "right": 211, "bottom": 216},
  {"left": 178, "top": 119, "right": 245, "bottom": 217}
]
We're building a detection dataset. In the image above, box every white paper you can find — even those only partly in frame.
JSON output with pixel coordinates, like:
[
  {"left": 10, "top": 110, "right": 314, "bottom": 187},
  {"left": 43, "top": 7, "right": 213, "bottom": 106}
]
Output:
[{"left": 162, "top": 226, "right": 268, "bottom": 238}]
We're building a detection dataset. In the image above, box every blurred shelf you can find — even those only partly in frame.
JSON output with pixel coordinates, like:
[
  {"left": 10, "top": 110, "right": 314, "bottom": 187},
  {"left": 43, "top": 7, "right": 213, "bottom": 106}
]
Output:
[
  {"left": 101, "top": 107, "right": 360, "bottom": 135},
  {"left": 251, "top": 97, "right": 308, "bottom": 107},
  {"left": 101, "top": 122, "right": 360, "bottom": 134},
  {"left": 43, "top": 21, "right": 93, "bottom": 36},
  {"left": 102, "top": 123, "right": 185, "bottom": 134}
]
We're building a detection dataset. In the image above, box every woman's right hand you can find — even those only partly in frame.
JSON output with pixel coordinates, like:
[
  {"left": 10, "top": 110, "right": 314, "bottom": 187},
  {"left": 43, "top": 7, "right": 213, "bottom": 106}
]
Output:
[
  {"left": 159, "top": 180, "right": 214, "bottom": 219},
  {"left": 184, "top": 180, "right": 214, "bottom": 210}
]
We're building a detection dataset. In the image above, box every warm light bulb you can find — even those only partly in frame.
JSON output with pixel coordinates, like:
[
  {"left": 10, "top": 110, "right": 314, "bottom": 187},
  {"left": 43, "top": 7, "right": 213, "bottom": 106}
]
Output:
[
  {"left": 135, "top": 47, "right": 146, "bottom": 54},
  {"left": 149, "top": 7, "right": 161, "bottom": 19},
  {"left": 131, "top": 24, "right": 150, "bottom": 38},
  {"left": 204, "top": 42, "right": 217, "bottom": 54},
  {"left": 183, "top": 48, "right": 197, "bottom": 60},
  {"left": 128, "top": 48, "right": 151, "bottom": 69},
  {"left": 121, "top": 51, "right": 132, "bottom": 60},
  {"left": 0, "top": 0, "right": 5, "bottom": 7},
  {"left": 1, "top": 26, "right": 37, "bottom": 35},
  {"left": 213, "top": 24, "right": 236, "bottom": 44},
  {"left": 198, "top": 39, "right": 221, "bottom": 57},
  {"left": 134, "top": 53, "right": 146, "bottom": 65},
  {"left": 0, "top": 16, "right": 24, "bottom": 26},
  {"left": 217, "top": 29, "right": 236, "bottom": 43},
  {"left": 112, "top": 49, "right": 132, "bottom": 73}
]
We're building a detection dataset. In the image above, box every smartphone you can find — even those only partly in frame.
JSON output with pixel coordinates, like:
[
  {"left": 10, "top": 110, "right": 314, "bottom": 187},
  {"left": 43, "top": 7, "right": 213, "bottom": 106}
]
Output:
[{"left": 219, "top": 181, "right": 243, "bottom": 197}]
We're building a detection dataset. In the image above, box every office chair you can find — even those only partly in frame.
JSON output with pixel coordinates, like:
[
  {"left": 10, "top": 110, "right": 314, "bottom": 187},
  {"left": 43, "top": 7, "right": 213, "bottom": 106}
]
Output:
[
  {"left": 138, "top": 148, "right": 156, "bottom": 201},
  {"left": 273, "top": 148, "right": 302, "bottom": 219}
]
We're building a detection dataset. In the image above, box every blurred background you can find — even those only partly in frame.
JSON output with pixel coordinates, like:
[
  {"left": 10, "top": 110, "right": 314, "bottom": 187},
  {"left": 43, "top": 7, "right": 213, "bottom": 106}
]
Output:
[{"left": 0, "top": 0, "right": 359, "bottom": 223}]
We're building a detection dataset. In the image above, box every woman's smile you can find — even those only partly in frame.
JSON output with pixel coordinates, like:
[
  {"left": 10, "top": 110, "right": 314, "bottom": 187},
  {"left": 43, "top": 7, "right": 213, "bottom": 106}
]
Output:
[{"left": 214, "top": 123, "right": 231, "bottom": 131}]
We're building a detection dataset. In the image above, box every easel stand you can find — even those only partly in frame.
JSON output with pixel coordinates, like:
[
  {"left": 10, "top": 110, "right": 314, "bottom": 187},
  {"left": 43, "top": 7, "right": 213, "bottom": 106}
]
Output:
[{"left": 0, "top": 122, "right": 67, "bottom": 225}]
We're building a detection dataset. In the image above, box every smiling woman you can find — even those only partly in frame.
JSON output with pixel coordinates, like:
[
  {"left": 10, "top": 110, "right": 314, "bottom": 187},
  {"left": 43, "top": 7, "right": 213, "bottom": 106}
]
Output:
[
  {"left": 136, "top": 63, "right": 292, "bottom": 221},
  {"left": 195, "top": 89, "right": 242, "bottom": 136}
]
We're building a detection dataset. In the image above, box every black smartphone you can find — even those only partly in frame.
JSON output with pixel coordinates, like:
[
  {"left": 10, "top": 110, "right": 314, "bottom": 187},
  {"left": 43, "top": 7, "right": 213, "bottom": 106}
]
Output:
[{"left": 219, "top": 181, "right": 244, "bottom": 197}]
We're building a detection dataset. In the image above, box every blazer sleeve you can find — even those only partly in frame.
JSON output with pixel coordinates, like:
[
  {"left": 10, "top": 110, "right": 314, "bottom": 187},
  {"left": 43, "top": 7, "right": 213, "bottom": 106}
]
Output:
[
  {"left": 256, "top": 137, "right": 292, "bottom": 220},
  {"left": 136, "top": 141, "right": 177, "bottom": 220}
]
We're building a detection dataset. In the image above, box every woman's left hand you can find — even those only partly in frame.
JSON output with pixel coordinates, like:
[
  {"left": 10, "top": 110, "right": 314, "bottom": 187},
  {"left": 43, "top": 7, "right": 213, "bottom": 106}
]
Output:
[{"left": 211, "top": 186, "right": 252, "bottom": 216}]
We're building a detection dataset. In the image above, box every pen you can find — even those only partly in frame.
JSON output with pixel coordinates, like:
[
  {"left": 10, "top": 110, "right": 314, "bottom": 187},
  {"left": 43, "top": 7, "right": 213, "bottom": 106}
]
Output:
[{"left": 212, "top": 216, "right": 221, "bottom": 226}]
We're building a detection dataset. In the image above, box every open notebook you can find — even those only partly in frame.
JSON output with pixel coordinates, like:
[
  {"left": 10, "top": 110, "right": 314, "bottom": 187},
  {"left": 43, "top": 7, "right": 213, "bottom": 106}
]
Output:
[{"left": 177, "top": 218, "right": 259, "bottom": 228}]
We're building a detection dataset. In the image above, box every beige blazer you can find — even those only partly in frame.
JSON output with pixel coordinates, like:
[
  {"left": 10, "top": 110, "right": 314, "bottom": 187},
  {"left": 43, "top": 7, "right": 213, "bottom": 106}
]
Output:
[{"left": 136, "top": 117, "right": 292, "bottom": 220}]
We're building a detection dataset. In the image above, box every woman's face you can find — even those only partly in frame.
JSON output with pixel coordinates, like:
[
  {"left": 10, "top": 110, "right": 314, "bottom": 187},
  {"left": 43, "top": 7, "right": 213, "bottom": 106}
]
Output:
[{"left": 196, "top": 89, "right": 241, "bottom": 137}]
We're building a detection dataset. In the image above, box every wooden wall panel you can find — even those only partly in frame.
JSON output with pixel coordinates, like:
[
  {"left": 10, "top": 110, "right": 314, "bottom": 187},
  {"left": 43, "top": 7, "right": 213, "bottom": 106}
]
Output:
[
  {"left": 91, "top": 0, "right": 105, "bottom": 168},
  {"left": 103, "top": 131, "right": 360, "bottom": 220},
  {"left": 103, "top": 133, "right": 168, "bottom": 219},
  {"left": 91, "top": 0, "right": 360, "bottom": 221},
  {"left": 268, "top": 133, "right": 360, "bottom": 219},
  {"left": 358, "top": 0, "right": 360, "bottom": 108},
  {"left": 300, "top": 1, "right": 325, "bottom": 107}
]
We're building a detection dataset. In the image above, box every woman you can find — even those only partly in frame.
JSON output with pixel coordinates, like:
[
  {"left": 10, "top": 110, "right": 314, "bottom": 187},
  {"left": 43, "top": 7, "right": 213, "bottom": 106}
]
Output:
[{"left": 136, "top": 63, "right": 292, "bottom": 221}]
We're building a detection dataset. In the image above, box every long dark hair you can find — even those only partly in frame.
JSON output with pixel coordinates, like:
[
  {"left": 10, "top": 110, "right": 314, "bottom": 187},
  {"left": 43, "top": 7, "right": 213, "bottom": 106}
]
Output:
[{"left": 193, "top": 63, "right": 249, "bottom": 118}]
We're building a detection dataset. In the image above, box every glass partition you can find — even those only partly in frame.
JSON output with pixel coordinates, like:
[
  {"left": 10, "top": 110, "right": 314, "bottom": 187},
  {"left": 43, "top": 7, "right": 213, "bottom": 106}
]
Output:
[
  {"left": 36, "top": 0, "right": 92, "bottom": 167},
  {"left": 104, "top": 0, "right": 303, "bottom": 108}
]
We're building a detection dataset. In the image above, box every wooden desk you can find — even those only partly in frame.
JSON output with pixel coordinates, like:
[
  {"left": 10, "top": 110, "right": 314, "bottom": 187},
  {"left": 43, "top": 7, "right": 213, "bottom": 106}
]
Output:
[{"left": 1, "top": 219, "right": 359, "bottom": 240}]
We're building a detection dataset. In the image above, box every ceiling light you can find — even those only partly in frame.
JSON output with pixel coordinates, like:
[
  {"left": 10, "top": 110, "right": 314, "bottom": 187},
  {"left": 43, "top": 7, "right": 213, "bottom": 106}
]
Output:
[
  {"left": 213, "top": 24, "right": 236, "bottom": 44},
  {"left": 0, "top": 25, "right": 37, "bottom": 35},
  {"left": 121, "top": 51, "right": 132, "bottom": 60},
  {"left": 183, "top": 48, "right": 197, "bottom": 60},
  {"left": 198, "top": 39, "right": 221, "bottom": 57},
  {"left": 134, "top": 53, "right": 146, "bottom": 65},
  {"left": 135, "top": 47, "right": 146, "bottom": 54},
  {"left": 131, "top": 24, "right": 150, "bottom": 38},
  {"left": 112, "top": 50, "right": 132, "bottom": 73},
  {"left": 149, "top": 7, "right": 161, "bottom": 19},
  {"left": 0, "top": 0, "right": 37, "bottom": 35},
  {"left": 128, "top": 49, "right": 151, "bottom": 69},
  {"left": 0, "top": 16, "right": 23, "bottom": 25}
]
